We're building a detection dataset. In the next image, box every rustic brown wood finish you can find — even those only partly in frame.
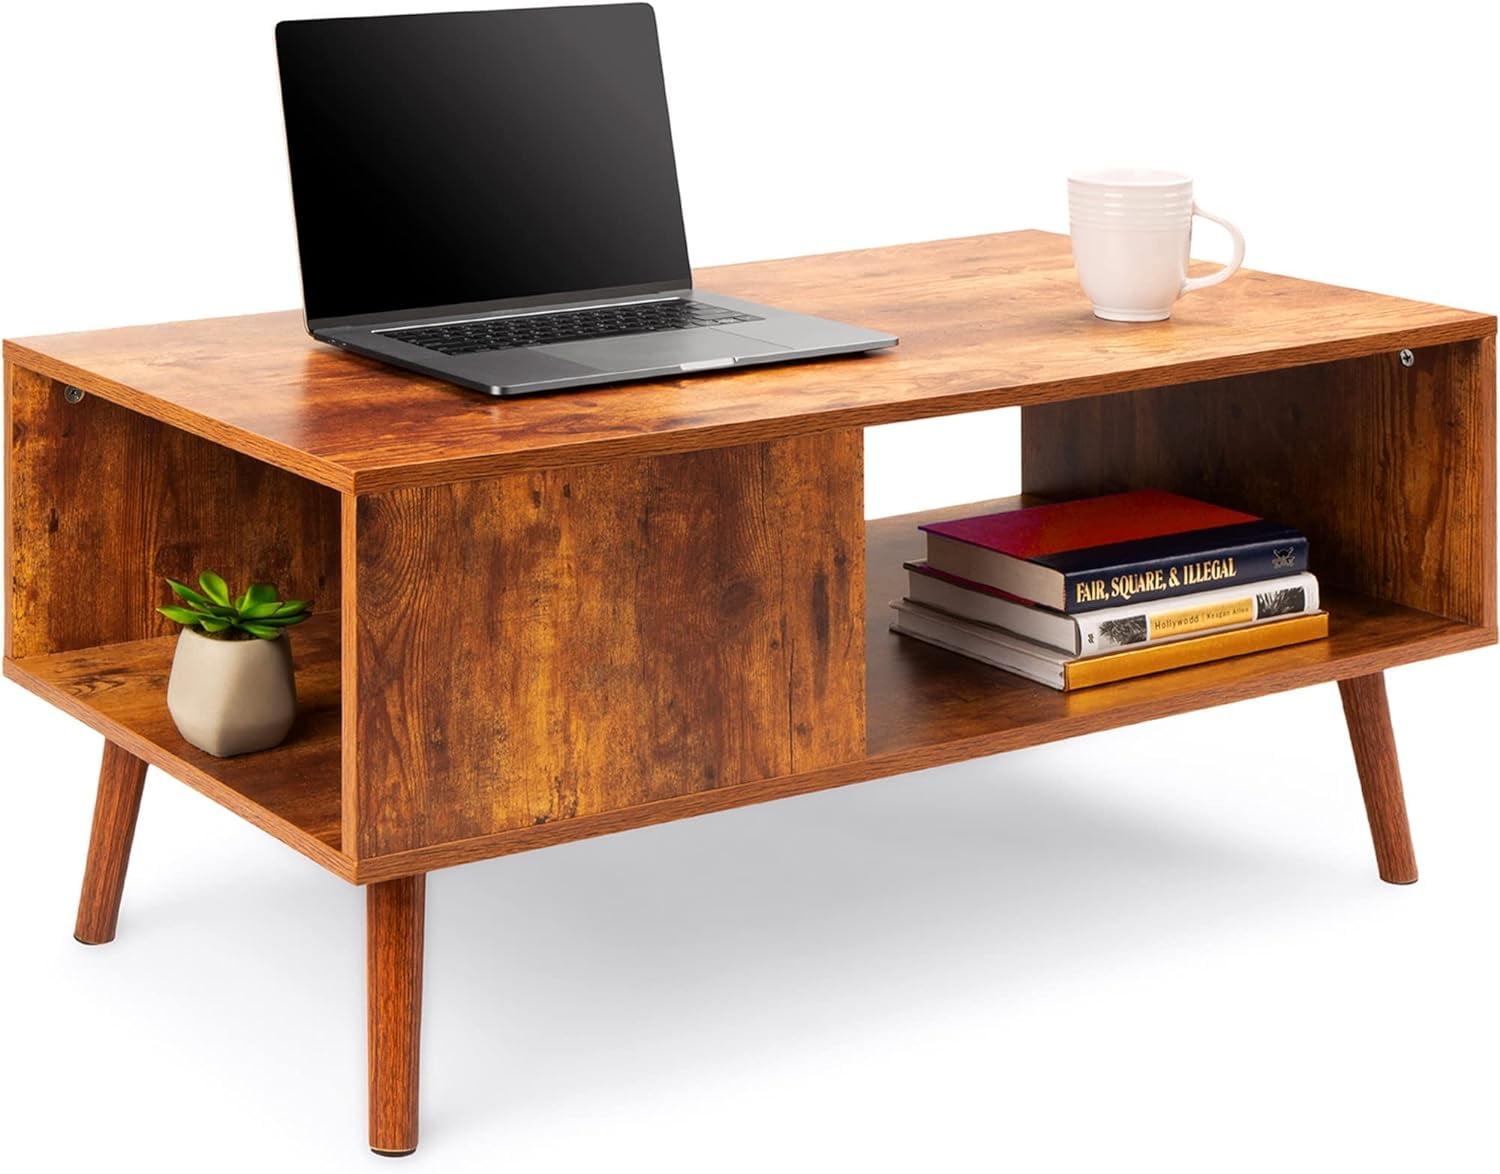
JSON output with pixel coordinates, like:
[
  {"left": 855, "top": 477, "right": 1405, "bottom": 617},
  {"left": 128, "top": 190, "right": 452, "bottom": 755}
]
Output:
[
  {"left": 4, "top": 613, "right": 346, "bottom": 874},
  {"left": 6, "top": 233, "right": 1492, "bottom": 492},
  {"left": 5, "top": 362, "right": 341, "bottom": 659},
  {"left": 1019, "top": 338, "right": 1498, "bottom": 628},
  {"left": 368, "top": 875, "right": 425, "bottom": 1156},
  {"left": 1338, "top": 673, "right": 1418, "bottom": 884},
  {"left": 5, "top": 232, "right": 1495, "bottom": 1153},
  {"left": 73, "top": 741, "right": 149, "bottom": 944},
  {"left": 348, "top": 430, "right": 865, "bottom": 861},
  {"left": 6, "top": 501, "right": 1490, "bottom": 885}
]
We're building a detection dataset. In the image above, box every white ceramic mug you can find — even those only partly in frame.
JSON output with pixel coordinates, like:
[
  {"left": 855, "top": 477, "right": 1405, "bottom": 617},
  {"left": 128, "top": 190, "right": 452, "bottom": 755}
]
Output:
[{"left": 1068, "top": 168, "right": 1245, "bottom": 322}]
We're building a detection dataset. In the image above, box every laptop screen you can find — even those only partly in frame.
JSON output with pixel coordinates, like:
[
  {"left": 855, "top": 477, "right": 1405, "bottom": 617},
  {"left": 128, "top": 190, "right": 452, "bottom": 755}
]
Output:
[{"left": 276, "top": 4, "right": 692, "bottom": 324}]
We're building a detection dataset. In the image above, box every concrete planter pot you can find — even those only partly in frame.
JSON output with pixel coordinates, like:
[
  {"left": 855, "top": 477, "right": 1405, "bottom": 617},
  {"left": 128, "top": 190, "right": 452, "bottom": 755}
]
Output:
[{"left": 166, "top": 629, "right": 298, "bottom": 757}]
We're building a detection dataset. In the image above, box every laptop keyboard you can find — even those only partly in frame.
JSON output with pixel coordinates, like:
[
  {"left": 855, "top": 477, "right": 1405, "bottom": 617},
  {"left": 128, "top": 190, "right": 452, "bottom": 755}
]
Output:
[{"left": 383, "top": 299, "right": 763, "bottom": 355}]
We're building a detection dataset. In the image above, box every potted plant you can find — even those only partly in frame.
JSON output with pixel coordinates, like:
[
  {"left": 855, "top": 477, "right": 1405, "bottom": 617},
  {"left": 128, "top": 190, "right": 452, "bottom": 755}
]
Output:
[{"left": 157, "top": 572, "right": 312, "bottom": 757}]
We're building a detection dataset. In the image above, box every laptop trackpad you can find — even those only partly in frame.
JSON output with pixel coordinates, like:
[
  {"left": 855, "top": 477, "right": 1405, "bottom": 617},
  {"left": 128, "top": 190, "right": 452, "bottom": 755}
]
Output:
[{"left": 534, "top": 327, "right": 789, "bottom": 373}]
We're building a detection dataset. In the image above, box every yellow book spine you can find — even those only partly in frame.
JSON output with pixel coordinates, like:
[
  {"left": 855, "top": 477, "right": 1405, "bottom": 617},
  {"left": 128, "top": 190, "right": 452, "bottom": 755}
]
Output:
[{"left": 1063, "top": 612, "right": 1329, "bottom": 690}]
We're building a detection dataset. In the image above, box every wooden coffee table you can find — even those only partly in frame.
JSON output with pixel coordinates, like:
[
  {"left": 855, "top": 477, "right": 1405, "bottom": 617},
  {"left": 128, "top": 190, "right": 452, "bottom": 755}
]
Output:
[{"left": 5, "top": 231, "right": 1494, "bottom": 1154}]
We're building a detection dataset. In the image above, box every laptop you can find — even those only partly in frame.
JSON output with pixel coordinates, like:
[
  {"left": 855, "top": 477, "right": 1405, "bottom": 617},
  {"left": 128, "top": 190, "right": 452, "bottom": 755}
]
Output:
[{"left": 274, "top": 4, "right": 897, "bottom": 397}]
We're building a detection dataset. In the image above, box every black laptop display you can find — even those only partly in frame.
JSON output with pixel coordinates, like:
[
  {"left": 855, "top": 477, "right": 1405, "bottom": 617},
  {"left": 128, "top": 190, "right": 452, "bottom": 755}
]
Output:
[{"left": 275, "top": 4, "right": 895, "bottom": 396}]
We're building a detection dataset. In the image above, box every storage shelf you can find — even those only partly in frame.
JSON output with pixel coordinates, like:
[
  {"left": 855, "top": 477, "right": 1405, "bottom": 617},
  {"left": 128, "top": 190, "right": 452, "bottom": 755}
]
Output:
[
  {"left": 352, "top": 497, "right": 1495, "bottom": 881},
  {"left": 865, "top": 498, "right": 1495, "bottom": 765},
  {"left": 4, "top": 503, "right": 1492, "bottom": 884},
  {"left": 3, "top": 613, "right": 346, "bottom": 878}
]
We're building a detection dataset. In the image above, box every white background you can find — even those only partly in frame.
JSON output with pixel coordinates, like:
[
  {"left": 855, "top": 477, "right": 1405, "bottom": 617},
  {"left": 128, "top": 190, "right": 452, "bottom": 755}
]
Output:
[{"left": 2, "top": 1, "right": 1497, "bottom": 1170}]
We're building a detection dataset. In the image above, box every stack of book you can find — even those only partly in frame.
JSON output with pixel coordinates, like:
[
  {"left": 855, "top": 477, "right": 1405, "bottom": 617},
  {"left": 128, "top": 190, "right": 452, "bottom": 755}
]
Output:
[{"left": 890, "top": 490, "right": 1327, "bottom": 691}]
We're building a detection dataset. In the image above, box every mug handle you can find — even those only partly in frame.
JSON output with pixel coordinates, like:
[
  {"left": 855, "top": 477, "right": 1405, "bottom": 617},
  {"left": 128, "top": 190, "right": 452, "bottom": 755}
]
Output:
[{"left": 1180, "top": 205, "right": 1246, "bottom": 295}]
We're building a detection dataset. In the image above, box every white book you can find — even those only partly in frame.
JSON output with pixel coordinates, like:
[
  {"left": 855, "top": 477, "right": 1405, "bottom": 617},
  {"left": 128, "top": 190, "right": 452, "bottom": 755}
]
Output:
[
  {"left": 891, "top": 599, "right": 1072, "bottom": 688},
  {"left": 904, "top": 564, "right": 1319, "bottom": 658}
]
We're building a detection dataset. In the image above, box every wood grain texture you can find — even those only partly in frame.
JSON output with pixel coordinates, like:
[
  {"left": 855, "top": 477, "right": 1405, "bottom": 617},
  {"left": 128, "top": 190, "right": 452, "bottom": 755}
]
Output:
[
  {"left": 1338, "top": 673, "right": 1418, "bottom": 884},
  {"left": 347, "top": 497, "right": 1494, "bottom": 883},
  {"left": 4, "top": 612, "right": 347, "bottom": 877},
  {"left": 73, "top": 740, "right": 148, "bottom": 944},
  {"left": 340, "top": 492, "right": 361, "bottom": 867},
  {"left": 5, "top": 363, "right": 341, "bottom": 658},
  {"left": 348, "top": 431, "right": 865, "bottom": 861},
  {"left": 368, "top": 875, "right": 424, "bottom": 1156},
  {"left": 8, "top": 490, "right": 1491, "bottom": 885},
  {"left": 6, "top": 232, "right": 1492, "bottom": 492},
  {"left": 1020, "top": 338, "right": 1498, "bottom": 627}
]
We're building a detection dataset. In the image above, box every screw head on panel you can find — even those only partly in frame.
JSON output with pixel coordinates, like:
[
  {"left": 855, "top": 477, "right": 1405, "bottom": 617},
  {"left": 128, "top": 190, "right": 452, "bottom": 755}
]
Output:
[
  {"left": 63, "top": 384, "right": 86, "bottom": 403},
  {"left": 1398, "top": 349, "right": 1415, "bottom": 368}
]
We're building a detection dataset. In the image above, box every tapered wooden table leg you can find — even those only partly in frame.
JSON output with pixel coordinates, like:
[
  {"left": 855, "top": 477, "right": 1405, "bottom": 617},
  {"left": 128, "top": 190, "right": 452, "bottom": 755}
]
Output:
[
  {"left": 368, "top": 875, "right": 426, "bottom": 1156},
  {"left": 1338, "top": 672, "right": 1418, "bottom": 885},
  {"left": 74, "top": 740, "right": 149, "bottom": 944}
]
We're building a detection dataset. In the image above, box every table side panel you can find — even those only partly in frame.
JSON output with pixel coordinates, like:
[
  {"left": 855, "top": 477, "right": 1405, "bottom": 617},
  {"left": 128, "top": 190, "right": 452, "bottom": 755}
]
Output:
[
  {"left": 347, "top": 430, "right": 865, "bottom": 860},
  {"left": 1019, "top": 337, "right": 1498, "bottom": 628},
  {"left": 5, "top": 362, "right": 342, "bottom": 658}
]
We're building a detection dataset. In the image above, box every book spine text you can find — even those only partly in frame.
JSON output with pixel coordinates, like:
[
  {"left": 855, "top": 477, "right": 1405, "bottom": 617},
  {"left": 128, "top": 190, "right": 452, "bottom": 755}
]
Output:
[
  {"left": 1063, "top": 535, "right": 1308, "bottom": 614},
  {"left": 1075, "top": 576, "right": 1317, "bottom": 654}
]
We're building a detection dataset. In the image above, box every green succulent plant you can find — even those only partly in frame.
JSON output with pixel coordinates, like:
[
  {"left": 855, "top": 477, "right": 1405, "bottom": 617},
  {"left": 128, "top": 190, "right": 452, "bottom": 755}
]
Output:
[{"left": 157, "top": 572, "right": 311, "bottom": 640}]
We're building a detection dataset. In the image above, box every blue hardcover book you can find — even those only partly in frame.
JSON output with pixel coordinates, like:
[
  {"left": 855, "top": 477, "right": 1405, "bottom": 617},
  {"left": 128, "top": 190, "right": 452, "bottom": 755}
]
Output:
[{"left": 919, "top": 491, "right": 1310, "bottom": 614}]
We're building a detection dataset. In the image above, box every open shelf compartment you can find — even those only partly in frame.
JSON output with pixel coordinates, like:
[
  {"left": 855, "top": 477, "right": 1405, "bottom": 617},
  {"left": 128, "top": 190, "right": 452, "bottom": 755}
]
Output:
[
  {"left": 7, "top": 489, "right": 1489, "bottom": 889},
  {"left": 864, "top": 499, "right": 1492, "bottom": 767},
  {"left": 5, "top": 366, "right": 347, "bottom": 875},
  {"left": 4, "top": 612, "right": 346, "bottom": 876}
]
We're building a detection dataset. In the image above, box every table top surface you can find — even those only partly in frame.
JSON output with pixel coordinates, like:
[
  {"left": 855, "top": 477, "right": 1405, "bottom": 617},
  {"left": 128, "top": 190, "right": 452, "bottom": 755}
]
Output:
[{"left": 6, "top": 230, "right": 1493, "bottom": 492}]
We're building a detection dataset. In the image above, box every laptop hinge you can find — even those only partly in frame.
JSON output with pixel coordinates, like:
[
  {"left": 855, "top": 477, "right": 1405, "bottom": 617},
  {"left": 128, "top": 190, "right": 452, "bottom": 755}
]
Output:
[{"left": 307, "top": 279, "right": 691, "bottom": 336}]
